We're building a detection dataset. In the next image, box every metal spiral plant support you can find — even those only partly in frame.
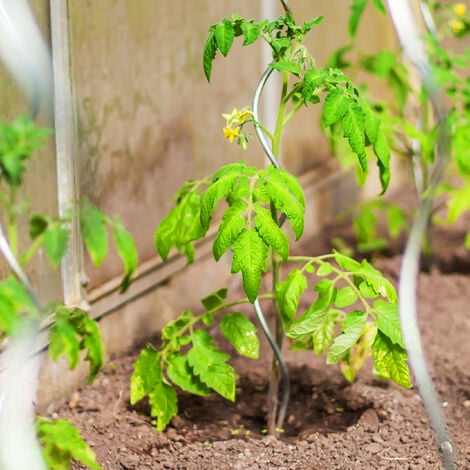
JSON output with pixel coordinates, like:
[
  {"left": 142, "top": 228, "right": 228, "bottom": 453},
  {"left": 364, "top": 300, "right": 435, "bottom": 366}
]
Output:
[
  {"left": 386, "top": 1, "right": 456, "bottom": 468},
  {"left": 252, "top": 64, "right": 290, "bottom": 431}
]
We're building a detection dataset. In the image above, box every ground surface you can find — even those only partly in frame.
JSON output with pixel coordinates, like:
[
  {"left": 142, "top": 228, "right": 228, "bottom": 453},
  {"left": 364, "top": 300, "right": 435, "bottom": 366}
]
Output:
[{"left": 46, "top": 215, "right": 470, "bottom": 469}]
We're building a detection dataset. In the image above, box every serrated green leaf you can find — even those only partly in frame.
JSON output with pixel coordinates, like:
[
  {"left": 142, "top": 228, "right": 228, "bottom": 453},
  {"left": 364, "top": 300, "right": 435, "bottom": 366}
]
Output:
[
  {"left": 231, "top": 228, "right": 268, "bottom": 303},
  {"left": 312, "top": 310, "right": 341, "bottom": 354},
  {"left": 220, "top": 312, "right": 259, "bottom": 358},
  {"left": 343, "top": 103, "right": 367, "bottom": 173},
  {"left": 81, "top": 315, "right": 104, "bottom": 383},
  {"left": 286, "top": 307, "right": 329, "bottom": 341},
  {"left": 349, "top": 0, "right": 367, "bottom": 38},
  {"left": 254, "top": 203, "right": 288, "bottom": 260},
  {"left": 130, "top": 345, "right": 162, "bottom": 405},
  {"left": 154, "top": 206, "right": 178, "bottom": 261},
  {"left": 187, "top": 330, "right": 235, "bottom": 400},
  {"left": 37, "top": 418, "right": 101, "bottom": 470},
  {"left": 340, "top": 321, "right": 376, "bottom": 382},
  {"left": 372, "top": 331, "right": 411, "bottom": 388},
  {"left": 266, "top": 167, "right": 305, "bottom": 207},
  {"left": 200, "top": 173, "right": 239, "bottom": 229},
  {"left": 166, "top": 353, "right": 211, "bottom": 396},
  {"left": 80, "top": 198, "right": 108, "bottom": 266},
  {"left": 334, "top": 251, "right": 361, "bottom": 272},
  {"left": 373, "top": 129, "right": 391, "bottom": 193},
  {"left": 48, "top": 313, "right": 81, "bottom": 370},
  {"left": 327, "top": 310, "right": 367, "bottom": 364},
  {"left": 149, "top": 381, "right": 178, "bottom": 431},
  {"left": 323, "top": 88, "right": 352, "bottom": 127},
  {"left": 374, "top": 300, "right": 404, "bottom": 348},
  {"left": 43, "top": 223, "right": 69, "bottom": 268},
  {"left": 334, "top": 286, "right": 358, "bottom": 308},
  {"left": 270, "top": 60, "right": 301, "bottom": 76},
  {"left": 215, "top": 19, "right": 235, "bottom": 57},
  {"left": 203, "top": 29, "right": 217, "bottom": 82},
  {"left": 275, "top": 269, "right": 307, "bottom": 326},
  {"left": 213, "top": 200, "right": 246, "bottom": 260},
  {"left": 357, "top": 259, "right": 397, "bottom": 302},
  {"left": 111, "top": 217, "right": 138, "bottom": 292},
  {"left": 241, "top": 20, "right": 261, "bottom": 46},
  {"left": 262, "top": 177, "right": 304, "bottom": 240}
]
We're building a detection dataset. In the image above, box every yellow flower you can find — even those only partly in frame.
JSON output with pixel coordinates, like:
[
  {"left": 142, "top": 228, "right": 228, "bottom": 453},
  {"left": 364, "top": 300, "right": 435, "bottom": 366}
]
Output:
[
  {"left": 223, "top": 126, "right": 240, "bottom": 143},
  {"left": 236, "top": 108, "right": 254, "bottom": 123},
  {"left": 453, "top": 3, "right": 467, "bottom": 17},
  {"left": 449, "top": 19, "right": 465, "bottom": 33},
  {"left": 222, "top": 108, "right": 239, "bottom": 124}
]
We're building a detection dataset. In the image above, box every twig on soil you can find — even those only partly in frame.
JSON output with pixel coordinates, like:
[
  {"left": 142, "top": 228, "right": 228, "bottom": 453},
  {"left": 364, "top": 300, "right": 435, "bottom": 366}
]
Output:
[{"left": 378, "top": 448, "right": 409, "bottom": 461}]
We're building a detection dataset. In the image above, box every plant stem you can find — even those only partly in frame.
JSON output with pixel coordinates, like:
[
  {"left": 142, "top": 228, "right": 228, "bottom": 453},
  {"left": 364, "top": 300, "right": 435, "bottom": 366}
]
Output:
[{"left": 265, "top": 73, "right": 289, "bottom": 435}]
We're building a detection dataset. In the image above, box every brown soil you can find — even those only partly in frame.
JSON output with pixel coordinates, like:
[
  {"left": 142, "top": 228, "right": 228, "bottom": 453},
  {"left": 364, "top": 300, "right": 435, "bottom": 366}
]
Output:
[{"left": 46, "top": 218, "right": 470, "bottom": 469}]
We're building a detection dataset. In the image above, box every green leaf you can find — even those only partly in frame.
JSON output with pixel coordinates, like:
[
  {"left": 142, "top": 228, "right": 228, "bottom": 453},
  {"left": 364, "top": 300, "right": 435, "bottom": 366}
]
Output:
[
  {"left": 357, "top": 259, "right": 397, "bottom": 302},
  {"left": 334, "top": 286, "right": 358, "bottom": 308},
  {"left": 334, "top": 251, "right": 361, "bottom": 272},
  {"left": 130, "top": 345, "right": 162, "bottom": 405},
  {"left": 81, "top": 316, "right": 104, "bottom": 383},
  {"left": 349, "top": 0, "right": 367, "bottom": 38},
  {"left": 373, "top": 129, "right": 391, "bottom": 193},
  {"left": 80, "top": 198, "right": 108, "bottom": 266},
  {"left": 49, "top": 307, "right": 104, "bottom": 383},
  {"left": 231, "top": 228, "right": 268, "bottom": 303},
  {"left": 275, "top": 269, "right": 307, "bottom": 326},
  {"left": 37, "top": 418, "right": 101, "bottom": 470},
  {"left": 203, "top": 29, "right": 217, "bottom": 82},
  {"left": 254, "top": 203, "right": 288, "bottom": 260},
  {"left": 213, "top": 200, "right": 247, "bottom": 260},
  {"left": 343, "top": 103, "right": 367, "bottom": 173},
  {"left": 312, "top": 310, "right": 341, "bottom": 354},
  {"left": 43, "top": 223, "right": 69, "bottom": 268},
  {"left": 270, "top": 60, "right": 301, "bottom": 76},
  {"left": 372, "top": 331, "right": 411, "bottom": 388},
  {"left": 187, "top": 329, "right": 235, "bottom": 401},
  {"left": 166, "top": 353, "right": 211, "bottom": 396},
  {"left": 262, "top": 174, "right": 305, "bottom": 240},
  {"left": 215, "top": 19, "right": 235, "bottom": 57},
  {"left": 48, "top": 312, "right": 81, "bottom": 370},
  {"left": 317, "top": 262, "right": 333, "bottom": 276},
  {"left": 266, "top": 167, "right": 305, "bottom": 207},
  {"left": 220, "top": 312, "right": 259, "bottom": 359},
  {"left": 241, "top": 20, "right": 261, "bottom": 46},
  {"left": 323, "top": 88, "right": 352, "bottom": 127},
  {"left": 386, "top": 204, "right": 406, "bottom": 239},
  {"left": 374, "top": 300, "right": 404, "bottom": 348},
  {"left": 29, "top": 214, "right": 48, "bottom": 239},
  {"left": 327, "top": 310, "right": 367, "bottom": 363},
  {"left": 149, "top": 381, "right": 178, "bottom": 431},
  {"left": 200, "top": 172, "right": 240, "bottom": 229},
  {"left": 201, "top": 288, "right": 228, "bottom": 311},
  {"left": 111, "top": 217, "right": 138, "bottom": 292},
  {"left": 447, "top": 183, "right": 470, "bottom": 223}
]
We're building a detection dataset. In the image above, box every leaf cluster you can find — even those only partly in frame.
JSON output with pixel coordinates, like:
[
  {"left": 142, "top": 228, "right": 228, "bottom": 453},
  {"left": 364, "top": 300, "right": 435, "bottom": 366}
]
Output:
[
  {"left": 0, "top": 115, "right": 52, "bottom": 187},
  {"left": 48, "top": 305, "right": 104, "bottom": 383},
  {"left": 155, "top": 161, "right": 305, "bottom": 302},
  {"left": 130, "top": 288, "right": 260, "bottom": 430},
  {"left": 37, "top": 417, "right": 101, "bottom": 470},
  {"left": 281, "top": 252, "right": 410, "bottom": 387}
]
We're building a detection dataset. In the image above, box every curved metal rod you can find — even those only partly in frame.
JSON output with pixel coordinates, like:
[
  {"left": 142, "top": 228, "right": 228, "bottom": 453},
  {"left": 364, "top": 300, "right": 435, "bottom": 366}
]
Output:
[
  {"left": 386, "top": 1, "right": 455, "bottom": 468},
  {"left": 252, "top": 64, "right": 290, "bottom": 430}
]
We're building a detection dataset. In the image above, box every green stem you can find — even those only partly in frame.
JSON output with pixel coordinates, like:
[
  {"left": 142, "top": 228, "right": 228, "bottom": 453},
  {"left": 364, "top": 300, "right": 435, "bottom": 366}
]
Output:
[{"left": 272, "top": 71, "right": 290, "bottom": 158}]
